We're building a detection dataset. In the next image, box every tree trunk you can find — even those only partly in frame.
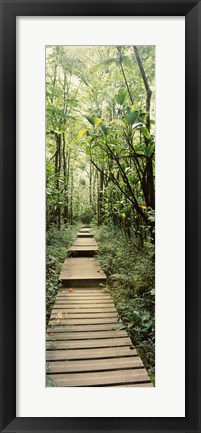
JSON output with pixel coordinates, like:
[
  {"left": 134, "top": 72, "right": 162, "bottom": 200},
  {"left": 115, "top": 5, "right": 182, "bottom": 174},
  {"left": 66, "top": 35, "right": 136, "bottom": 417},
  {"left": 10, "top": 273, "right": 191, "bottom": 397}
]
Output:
[
  {"left": 70, "top": 166, "right": 73, "bottom": 225},
  {"left": 133, "top": 45, "right": 155, "bottom": 212},
  {"left": 62, "top": 133, "right": 68, "bottom": 224}
]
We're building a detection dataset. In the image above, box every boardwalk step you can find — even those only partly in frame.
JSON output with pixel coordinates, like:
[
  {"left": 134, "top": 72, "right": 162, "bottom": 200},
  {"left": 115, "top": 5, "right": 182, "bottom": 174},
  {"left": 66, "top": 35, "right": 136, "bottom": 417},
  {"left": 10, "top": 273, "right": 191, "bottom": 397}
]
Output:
[
  {"left": 47, "top": 356, "right": 143, "bottom": 373},
  {"left": 68, "top": 247, "right": 98, "bottom": 258},
  {"left": 73, "top": 239, "right": 97, "bottom": 246},
  {"left": 46, "top": 228, "right": 152, "bottom": 387},
  {"left": 47, "top": 368, "right": 150, "bottom": 387},
  {"left": 58, "top": 287, "right": 107, "bottom": 294},
  {"left": 52, "top": 308, "right": 116, "bottom": 314},
  {"left": 54, "top": 303, "right": 115, "bottom": 309},
  {"left": 50, "top": 312, "right": 118, "bottom": 319},
  {"left": 50, "top": 316, "right": 117, "bottom": 326},
  {"left": 46, "top": 337, "right": 132, "bottom": 350},
  {"left": 46, "top": 330, "right": 128, "bottom": 340},
  {"left": 77, "top": 233, "right": 94, "bottom": 238},
  {"left": 59, "top": 257, "right": 107, "bottom": 287},
  {"left": 46, "top": 346, "right": 137, "bottom": 361},
  {"left": 47, "top": 323, "right": 123, "bottom": 333}
]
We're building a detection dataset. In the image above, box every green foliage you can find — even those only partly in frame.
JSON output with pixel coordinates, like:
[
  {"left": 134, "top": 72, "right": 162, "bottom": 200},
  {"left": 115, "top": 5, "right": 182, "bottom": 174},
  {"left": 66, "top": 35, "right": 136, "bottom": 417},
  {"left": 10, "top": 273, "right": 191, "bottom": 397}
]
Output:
[
  {"left": 45, "top": 46, "right": 155, "bottom": 381},
  {"left": 95, "top": 225, "right": 155, "bottom": 383},
  {"left": 46, "top": 45, "right": 155, "bottom": 236},
  {"left": 114, "top": 88, "right": 127, "bottom": 106},
  {"left": 79, "top": 206, "right": 94, "bottom": 224},
  {"left": 46, "top": 376, "right": 55, "bottom": 387},
  {"left": 46, "top": 225, "right": 78, "bottom": 323}
]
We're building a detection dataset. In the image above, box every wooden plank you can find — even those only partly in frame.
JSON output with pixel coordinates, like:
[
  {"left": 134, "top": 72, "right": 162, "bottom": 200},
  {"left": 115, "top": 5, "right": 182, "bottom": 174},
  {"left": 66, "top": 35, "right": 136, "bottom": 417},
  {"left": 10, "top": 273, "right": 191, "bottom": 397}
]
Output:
[
  {"left": 52, "top": 307, "right": 116, "bottom": 313},
  {"left": 61, "top": 259, "right": 97, "bottom": 265},
  {"left": 73, "top": 239, "right": 97, "bottom": 246},
  {"left": 60, "top": 268, "right": 105, "bottom": 275},
  {"left": 56, "top": 292, "right": 110, "bottom": 296},
  {"left": 68, "top": 249, "right": 98, "bottom": 255},
  {"left": 55, "top": 307, "right": 114, "bottom": 314},
  {"left": 60, "top": 268, "right": 105, "bottom": 274},
  {"left": 68, "top": 249, "right": 98, "bottom": 258},
  {"left": 47, "top": 368, "right": 150, "bottom": 386},
  {"left": 63, "top": 263, "right": 103, "bottom": 273},
  {"left": 46, "top": 346, "right": 137, "bottom": 361},
  {"left": 57, "top": 292, "right": 110, "bottom": 297},
  {"left": 46, "top": 330, "right": 128, "bottom": 340},
  {"left": 58, "top": 286, "right": 107, "bottom": 292},
  {"left": 50, "top": 312, "right": 117, "bottom": 319},
  {"left": 61, "top": 258, "right": 101, "bottom": 268},
  {"left": 55, "top": 295, "right": 112, "bottom": 300},
  {"left": 46, "top": 337, "right": 131, "bottom": 350},
  {"left": 55, "top": 302, "right": 114, "bottom": 310},
  {"left": 46, "top": 232, "right": 152, "bottom": 388},
  {"left": 72, "top": 242, "right": 98, "bottom": 248},
  {"left": 59, "top": 279, "right": 106, "bottom": 288},
  {"left": 57, "top": 287, "right": 108, "bottom": 293},
  {"left": 47, "top": 356, "right": 143, "bottom": 373},
  {"left": 58, "top": 288, "right": 107, "bottom": 294},
  {"left": 57, "top": 289, "right": 110, "bottom": 293},
  {"left": 55, "top": 292, "right": 111, "bottom": 298},
  {"left": 55, "top": 298, "right": 112, "bottom": 303},
  {"left": 56, "top": 296, "right": 110, "bottom": 299},
  {"left": 55, "top": 295, "right": 111, "bottom": 300},
  {"left": 62, "top": 258, "right": 97, "bottom": 263},
  {"left": 47, "top": 323, "right": 122, "bottom": 333},
  {"left": 49, "top": 317, "right": 119, "bottom": 325},
  {"left": 55, "top": 301, "right": 114, "bottom": 306},
  {"left": 60, "top": 273, "right": 106, "bottom": 280},
  {"left": 77, "top": 232, "right": 94, "bottom": 238},
  {"left": 69, "top": 245, "right": 98, "bottom": 251},
  {"left": 56, "top": 296, "right": 110, "bottom": 300},
  {"left": 54, "top": 302, "right": 113, "bottom": 307},
  {"left": 52, "top": 304, "right": 117, "bottom": 314},
  {"left": 53, "top": 308, "right": 115, "bottom": 314},
  {"left": 59, "top": 257, "right": 107, "bottom": 284}
]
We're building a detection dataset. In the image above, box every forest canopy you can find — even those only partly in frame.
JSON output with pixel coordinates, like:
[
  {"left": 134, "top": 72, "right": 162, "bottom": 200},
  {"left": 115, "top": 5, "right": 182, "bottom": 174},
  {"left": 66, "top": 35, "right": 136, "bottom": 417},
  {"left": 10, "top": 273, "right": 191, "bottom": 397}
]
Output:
[{"left": 46, "top": 45, "right": 155, "bottom": 243}]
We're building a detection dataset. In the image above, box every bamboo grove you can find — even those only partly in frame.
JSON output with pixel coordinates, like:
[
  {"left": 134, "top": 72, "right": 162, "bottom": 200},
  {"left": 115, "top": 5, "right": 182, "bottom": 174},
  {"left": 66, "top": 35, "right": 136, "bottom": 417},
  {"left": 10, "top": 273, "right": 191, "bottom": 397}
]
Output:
[{"left": 46, "top": 46, "right": 155, "bottom": 244}]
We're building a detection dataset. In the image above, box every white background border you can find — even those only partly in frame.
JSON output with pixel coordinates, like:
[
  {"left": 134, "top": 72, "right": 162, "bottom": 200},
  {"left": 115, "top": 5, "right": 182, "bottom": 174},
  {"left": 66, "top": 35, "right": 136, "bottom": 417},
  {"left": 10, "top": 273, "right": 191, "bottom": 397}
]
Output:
[{"left": 16, "top": 17, "right": 185, "bottom": 417}]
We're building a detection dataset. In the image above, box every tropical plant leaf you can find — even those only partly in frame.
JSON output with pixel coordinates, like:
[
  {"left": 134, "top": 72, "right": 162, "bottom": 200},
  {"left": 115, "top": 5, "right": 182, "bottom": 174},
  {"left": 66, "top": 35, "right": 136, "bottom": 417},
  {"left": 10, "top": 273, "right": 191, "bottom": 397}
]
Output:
[
  {"left": 110, "top": 119, "right": 127, "bottom": 128},
  {"left": 91, "top": 58, "right": 118, "bottom": 73},
  {"left": 140, "top": 126, "right": 151, "bottom": 139},
  {"left": 78, "top": 128, "right": 88, "bottom": 140},
  {"left": 122, "top": 55, "right": 133, "bottom": 69},
  {"left": 115, "top": 88, "right": 127, "bottom": 105}
]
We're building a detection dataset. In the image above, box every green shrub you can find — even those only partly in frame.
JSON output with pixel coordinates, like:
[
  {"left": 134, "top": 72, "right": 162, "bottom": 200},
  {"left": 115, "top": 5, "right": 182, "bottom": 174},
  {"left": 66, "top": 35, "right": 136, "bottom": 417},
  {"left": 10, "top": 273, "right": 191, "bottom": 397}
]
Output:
[
  {"left": 95, "top": 224, "right": 155, "bottom": 383},
  {"left": 79, "top": 206, "right": 94, "bottom": 224},
  {"left": 46, "top": 224, "right": 78, "bottom": 324}
]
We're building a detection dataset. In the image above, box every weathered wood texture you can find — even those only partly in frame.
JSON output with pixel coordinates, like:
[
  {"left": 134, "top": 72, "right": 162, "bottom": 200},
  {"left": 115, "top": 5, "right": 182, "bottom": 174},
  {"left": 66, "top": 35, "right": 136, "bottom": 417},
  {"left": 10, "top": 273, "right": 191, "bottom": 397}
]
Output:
[
  {"left": 59, "top": 257, "right": 106, "bottom": 287},
  {"left": 67, "top": 228, "right": 98, "bottom": 257},
  {"left": 77, "top": 233, "right": 94, "bottom": 238},
  {"left": 68, "top": 246, "right": 98, "bottom": 257},
  {"left": 73, "top": 238, "right": 97, "bottom": 246},
  {"left": 47, "top": 228, "right": 153, "bottom": 387}
]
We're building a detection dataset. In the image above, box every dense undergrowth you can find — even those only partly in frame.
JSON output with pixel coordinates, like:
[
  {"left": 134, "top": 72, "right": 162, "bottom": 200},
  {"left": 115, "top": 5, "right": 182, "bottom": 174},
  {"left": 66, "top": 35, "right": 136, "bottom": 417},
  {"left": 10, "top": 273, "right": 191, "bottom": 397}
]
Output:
[
  {"left": 46, "top": 224, "right": 79, "bottom": 324},
  {"left": 94, "top": 225, "right": 155, "bottom": 383}
]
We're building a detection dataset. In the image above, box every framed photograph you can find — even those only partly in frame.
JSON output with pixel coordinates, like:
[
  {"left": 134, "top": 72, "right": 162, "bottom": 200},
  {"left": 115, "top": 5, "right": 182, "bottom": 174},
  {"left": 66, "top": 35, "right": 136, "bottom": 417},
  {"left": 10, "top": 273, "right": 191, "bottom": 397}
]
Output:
[{"left": 0, "top": 0, "right": 200, "bottom": 432}]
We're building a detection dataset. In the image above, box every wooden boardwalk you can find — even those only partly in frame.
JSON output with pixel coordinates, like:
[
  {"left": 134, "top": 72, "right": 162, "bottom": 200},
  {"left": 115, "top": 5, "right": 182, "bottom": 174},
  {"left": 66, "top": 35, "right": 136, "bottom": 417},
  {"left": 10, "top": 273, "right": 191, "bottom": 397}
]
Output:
[{"left": 46, "top": 227, "right": 152, "bottom": 387}]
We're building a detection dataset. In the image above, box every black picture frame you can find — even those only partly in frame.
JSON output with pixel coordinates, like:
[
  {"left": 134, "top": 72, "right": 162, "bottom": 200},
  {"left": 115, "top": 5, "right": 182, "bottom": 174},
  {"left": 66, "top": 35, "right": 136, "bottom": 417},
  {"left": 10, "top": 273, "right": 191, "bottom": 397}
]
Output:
[{"left": 0, "top": 0, "right": 200, "bottom": 432}]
